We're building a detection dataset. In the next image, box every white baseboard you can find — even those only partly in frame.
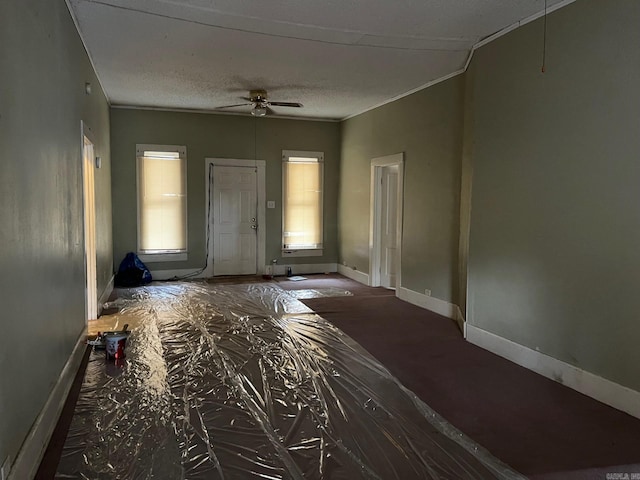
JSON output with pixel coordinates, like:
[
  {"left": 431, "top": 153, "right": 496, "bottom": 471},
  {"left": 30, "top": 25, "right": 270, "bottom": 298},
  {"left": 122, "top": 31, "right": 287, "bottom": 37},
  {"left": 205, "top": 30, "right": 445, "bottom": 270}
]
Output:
[
  {"left": 98, "top": 274, "right": 115, "bottom": 315},
  {"left": 151, "top": 263, "right": 338, "bottom": 281},
  {"left": 8, "top": 328, "right": 87, "bottom": 480},
  {"left": 455, "top": 305, "right": 465, "bottom": 334},
  {"left": 337, "top": 264, "right": 369, "bottom": 285},
  {"left": 466, "top": 324, "right": 640, "bottom": 420},
  {"left": 396, "top": 287, "right": 458, "bottom": 320},
  {"left": 149, "top": 268, "right": 207, "bottom": 281},
  {"left": 271, "top": 263, "right": 337, "bottom": 276}
]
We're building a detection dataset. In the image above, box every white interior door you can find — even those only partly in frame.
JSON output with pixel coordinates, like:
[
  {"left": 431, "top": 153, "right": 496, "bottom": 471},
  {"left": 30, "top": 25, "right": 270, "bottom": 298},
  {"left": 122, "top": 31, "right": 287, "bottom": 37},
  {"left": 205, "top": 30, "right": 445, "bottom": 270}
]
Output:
[
  {"left": 370, "top": 153, "right": 403, "bottom": 289},
  {"left": 380, "top": 165, "right": 399, "bottom": 288},
  {"left": 213, "top": 165, "right": 258, "bottom": 275},
  {"left": 82, "top": 135, "right": 98, "bottom": 320}
]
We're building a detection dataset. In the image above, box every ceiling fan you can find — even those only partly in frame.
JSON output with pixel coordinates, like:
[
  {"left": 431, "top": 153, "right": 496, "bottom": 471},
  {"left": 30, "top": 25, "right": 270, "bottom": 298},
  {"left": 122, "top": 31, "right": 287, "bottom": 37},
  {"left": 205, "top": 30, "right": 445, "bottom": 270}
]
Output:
[{"left": 216, "top": 89, "right": 303, "bottom": 116}]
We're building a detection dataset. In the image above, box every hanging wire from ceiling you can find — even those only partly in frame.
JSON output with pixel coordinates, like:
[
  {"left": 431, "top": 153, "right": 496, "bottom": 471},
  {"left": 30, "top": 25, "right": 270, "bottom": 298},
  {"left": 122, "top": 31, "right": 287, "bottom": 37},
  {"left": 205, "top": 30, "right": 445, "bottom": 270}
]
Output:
[
  {"left": 253, "top": 110, "right": 259, "bottom": 274},
  {"left": 541, "top": 0, "right": 548, "bottom": 73},
  {"left": 253, "top": 113, "right": 260, "bottom": 176},
  {"left": 165, "top": 163, "right": 213, "bottom": 281}
]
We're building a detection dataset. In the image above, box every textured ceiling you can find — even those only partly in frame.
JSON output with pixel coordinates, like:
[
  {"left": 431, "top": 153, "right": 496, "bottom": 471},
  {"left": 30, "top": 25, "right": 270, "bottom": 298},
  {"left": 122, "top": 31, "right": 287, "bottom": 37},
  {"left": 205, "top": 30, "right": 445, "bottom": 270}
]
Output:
[{"left": 69, "top": 0, "right": 568, "bottom": 120}]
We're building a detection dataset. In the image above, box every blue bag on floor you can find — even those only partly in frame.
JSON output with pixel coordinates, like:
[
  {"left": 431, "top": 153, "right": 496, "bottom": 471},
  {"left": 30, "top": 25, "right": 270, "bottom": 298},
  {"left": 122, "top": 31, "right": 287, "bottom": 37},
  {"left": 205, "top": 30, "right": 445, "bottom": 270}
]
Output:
[{"left": 115, "top": 252, "right": 152, "bottom": 287}]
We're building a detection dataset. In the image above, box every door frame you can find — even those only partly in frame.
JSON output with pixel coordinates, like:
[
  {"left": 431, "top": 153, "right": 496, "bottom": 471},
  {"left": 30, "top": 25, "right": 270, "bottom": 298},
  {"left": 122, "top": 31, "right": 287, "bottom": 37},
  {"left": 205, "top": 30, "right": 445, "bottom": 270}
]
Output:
[
  {"left": 204, "top": 158, "right": 266, "bottom": 276},
  {"left": 81, "top": 121, "right": 98, "bottom": 321},
  {"left": 369, "top": 152, "right": 404, "bottom": 288}
]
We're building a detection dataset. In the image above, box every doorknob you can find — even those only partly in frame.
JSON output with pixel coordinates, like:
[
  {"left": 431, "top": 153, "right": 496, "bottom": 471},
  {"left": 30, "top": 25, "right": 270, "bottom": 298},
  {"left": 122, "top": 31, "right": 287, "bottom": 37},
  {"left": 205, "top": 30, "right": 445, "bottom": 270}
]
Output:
[{"left": 251, "top": 225, "right": 258, "bottom": 229}]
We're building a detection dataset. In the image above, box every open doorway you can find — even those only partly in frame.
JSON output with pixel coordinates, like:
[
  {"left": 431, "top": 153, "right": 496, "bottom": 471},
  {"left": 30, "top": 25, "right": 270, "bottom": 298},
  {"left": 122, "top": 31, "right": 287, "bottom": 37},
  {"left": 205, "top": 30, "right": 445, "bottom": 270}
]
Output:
[
  {"left": 370, "top": 153, "right": 404, "bottom": 289},
  {"left": 82, "top": 122, "right": 98, "bottom": 321}
]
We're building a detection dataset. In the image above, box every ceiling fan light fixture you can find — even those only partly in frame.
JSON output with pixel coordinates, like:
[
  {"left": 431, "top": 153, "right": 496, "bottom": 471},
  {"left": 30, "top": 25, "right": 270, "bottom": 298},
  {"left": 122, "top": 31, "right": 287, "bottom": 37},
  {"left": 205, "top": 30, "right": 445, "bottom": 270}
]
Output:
[{"left": 251, "top": 104, "right": 267, "bottom": 117}]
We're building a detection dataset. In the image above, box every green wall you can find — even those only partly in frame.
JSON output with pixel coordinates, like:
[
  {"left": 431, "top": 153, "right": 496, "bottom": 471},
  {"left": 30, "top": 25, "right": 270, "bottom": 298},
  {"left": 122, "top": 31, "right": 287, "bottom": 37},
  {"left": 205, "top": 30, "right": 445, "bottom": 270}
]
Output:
[
  {"left": 0, "top": 0, "right": 112, "bottom": 467},
  {"left": 457, "top": 63, "right": 475, "bottom": 316},
  {"left": 338, "top": 0, "right": 640, "bottom": 394},
  {"left": 340, "top": 77, "right": 465, "bottom": 303},
  {"left": 468, "top": 0, "right": 640, "bottom": 391},
  {"left": 110, "top": 109, "right": 340, "bottom": 271}
]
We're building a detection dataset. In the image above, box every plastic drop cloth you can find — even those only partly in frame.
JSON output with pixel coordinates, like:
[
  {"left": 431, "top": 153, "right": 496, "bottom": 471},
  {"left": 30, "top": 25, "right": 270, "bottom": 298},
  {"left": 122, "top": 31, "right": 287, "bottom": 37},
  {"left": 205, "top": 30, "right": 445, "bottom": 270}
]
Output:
[{"left": 59, "top": 282, "right": 523, "bottom": 480}]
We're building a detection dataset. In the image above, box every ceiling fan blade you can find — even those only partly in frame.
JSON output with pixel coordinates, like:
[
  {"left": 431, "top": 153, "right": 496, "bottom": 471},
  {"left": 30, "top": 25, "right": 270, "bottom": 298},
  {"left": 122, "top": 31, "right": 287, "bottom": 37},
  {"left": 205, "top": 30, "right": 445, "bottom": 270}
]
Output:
[
  {"left": 268, "top": 101, "right": 303, "bottom": 108},
  {"left": 216, "top": 102, "right": 252, "bottom": 109},
  {"left": 266, "top": 106, "right": 276, "bottom": 116}
]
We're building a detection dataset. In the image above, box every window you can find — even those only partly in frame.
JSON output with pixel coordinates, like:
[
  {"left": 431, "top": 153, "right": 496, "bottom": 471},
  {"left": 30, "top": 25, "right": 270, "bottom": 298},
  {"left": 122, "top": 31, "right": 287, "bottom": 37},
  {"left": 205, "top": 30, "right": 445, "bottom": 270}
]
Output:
[
  {"left": 282, "top": 150, "right": 323, "bottom": 256},
  {"left": 136, "top": 145, "right": 187, "bottom": 261}
]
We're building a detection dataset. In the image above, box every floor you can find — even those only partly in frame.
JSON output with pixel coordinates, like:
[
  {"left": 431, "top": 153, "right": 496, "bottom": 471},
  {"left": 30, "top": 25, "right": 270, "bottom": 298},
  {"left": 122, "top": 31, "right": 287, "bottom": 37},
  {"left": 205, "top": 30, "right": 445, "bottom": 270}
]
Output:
[{"left": 37, "top": 274, "right": 640, "bottom": 479}]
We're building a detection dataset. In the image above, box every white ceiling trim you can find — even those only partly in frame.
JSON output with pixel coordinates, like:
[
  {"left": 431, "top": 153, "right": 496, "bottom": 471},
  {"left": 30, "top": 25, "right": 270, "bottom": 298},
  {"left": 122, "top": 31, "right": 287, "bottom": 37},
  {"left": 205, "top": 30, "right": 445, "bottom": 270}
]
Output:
[
  {"left": 64, "top": 0, "right": 110, "bottom": 104},
  {"left": 341, "top": 68, "right": 466, "bottom": 121},
  {"left": 342, "top": 0, "right": 577, "bottom": 121},
  {"left": 472, "top": 0, "right": 576, "bottom": 51},
  {"left": 83, "top": 0, "right": 474, "bottom": 53},
  {"left": 67, "top": 0, "right": 577, "bottom": 122}
]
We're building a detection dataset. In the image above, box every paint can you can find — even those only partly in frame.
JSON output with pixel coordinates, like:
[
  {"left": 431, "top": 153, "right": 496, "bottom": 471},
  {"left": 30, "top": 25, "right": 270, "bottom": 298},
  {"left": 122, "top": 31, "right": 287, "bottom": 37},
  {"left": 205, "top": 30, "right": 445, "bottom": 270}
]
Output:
[
  {"left": 105, "top": 332, "right": 129, "bottom": 360},
  {"left": 105, "top": 356, "right": 126, "bottom": 377}
]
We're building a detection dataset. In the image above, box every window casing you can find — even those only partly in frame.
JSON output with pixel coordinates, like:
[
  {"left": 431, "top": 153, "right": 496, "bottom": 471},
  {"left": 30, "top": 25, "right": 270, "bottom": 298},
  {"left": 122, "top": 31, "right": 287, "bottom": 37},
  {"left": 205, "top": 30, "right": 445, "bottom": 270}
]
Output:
[
  {"left": 136, "top": 145, "right": 187, "bottom": 261},
  {"left": 282, "top": 150, "right": 323, "bottom": 255}
]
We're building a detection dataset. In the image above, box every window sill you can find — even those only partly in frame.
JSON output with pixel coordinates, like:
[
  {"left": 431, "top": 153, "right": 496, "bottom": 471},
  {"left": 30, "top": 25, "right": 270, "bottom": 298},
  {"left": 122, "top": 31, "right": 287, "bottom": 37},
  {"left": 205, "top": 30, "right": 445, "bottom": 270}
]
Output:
[
  {"left": 282, "top": 249, "right": 323, "bottom": 258},
  {"left": 138, "top": 252, "right": 187, "bottom": 263}
]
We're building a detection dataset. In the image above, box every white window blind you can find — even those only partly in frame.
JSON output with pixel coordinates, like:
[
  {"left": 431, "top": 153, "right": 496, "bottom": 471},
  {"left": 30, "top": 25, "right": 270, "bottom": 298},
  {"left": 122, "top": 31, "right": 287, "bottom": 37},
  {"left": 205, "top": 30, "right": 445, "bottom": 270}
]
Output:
[
  {"left": 282, "top": 152, "right": 323, "bottom": 250},
  {"left": 137, "top": 146, "right": 187, "bottom": 253}
]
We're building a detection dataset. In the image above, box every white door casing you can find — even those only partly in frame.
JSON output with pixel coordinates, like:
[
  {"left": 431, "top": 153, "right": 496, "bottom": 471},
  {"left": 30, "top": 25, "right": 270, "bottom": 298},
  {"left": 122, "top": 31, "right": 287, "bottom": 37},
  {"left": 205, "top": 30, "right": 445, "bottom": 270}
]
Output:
[
  {"left": 380, "top": 165, "right": 399, "bottom": 288},
  {"left": 205, "top": 158, "right": 266, "bottom": 277},
  {"left": 81, "top": 122, "right": 98, "bottom": 321},
  {"left": 370, "top": 153, "right": 404, "bottom": 288}
]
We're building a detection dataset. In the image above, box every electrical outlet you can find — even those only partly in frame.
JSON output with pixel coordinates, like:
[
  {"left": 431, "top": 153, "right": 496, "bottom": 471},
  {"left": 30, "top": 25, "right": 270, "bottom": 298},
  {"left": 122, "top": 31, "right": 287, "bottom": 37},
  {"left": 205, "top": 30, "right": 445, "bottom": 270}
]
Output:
[
  {"left": 424, "top": 289, "right": 431, "bottom": 297},
  {"left": 1, "top": 455, "right": 11, "bottom": 480}
]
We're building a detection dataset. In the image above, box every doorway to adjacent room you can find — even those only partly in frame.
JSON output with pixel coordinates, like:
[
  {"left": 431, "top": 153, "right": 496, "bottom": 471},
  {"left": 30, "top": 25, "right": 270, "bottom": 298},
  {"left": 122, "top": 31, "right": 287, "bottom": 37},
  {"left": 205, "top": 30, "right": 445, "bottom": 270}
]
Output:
[{"left": 370, "top": 153, "right": 404, "bottom": 289}]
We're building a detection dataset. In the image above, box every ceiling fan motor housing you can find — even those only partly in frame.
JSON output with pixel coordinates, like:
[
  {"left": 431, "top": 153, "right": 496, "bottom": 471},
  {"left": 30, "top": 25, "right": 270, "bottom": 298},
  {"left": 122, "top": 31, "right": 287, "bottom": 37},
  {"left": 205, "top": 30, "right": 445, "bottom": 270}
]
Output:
[{"left": 250, "top": 89, "right": 268, "bottom": 103}]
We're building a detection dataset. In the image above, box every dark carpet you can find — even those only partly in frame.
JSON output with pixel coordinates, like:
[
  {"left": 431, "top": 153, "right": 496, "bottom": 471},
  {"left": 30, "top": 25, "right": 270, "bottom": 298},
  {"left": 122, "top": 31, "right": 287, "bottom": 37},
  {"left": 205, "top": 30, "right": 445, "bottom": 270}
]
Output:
[{"left": 283, "top": 276, "right": 640, "bottom": 479}]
